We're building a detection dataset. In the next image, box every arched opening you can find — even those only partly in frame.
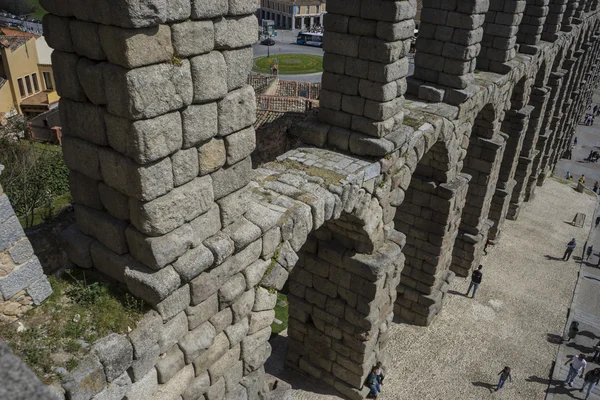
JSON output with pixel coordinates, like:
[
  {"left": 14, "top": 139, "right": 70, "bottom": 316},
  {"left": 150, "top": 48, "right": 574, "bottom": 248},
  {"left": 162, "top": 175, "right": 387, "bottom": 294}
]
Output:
[
  {"left": 451, "top": 104, "right": 506, "bottom": 277},
  {"left": 542, "top": 0, "right": 569, "bottom": 42},
  {"left": 394, "top": 138, "right": 470, "bottom": 326},
  {"left": 488, "top": 77, "right": 533, "bottom": 240},
  {"left": 507, "top": 61, "right": 551, "bottom": 219}
]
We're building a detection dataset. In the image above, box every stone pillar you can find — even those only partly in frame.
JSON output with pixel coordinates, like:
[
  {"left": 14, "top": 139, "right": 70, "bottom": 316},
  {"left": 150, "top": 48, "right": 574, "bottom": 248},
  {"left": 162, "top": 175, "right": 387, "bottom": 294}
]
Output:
[
  {"left": 477, "top": 0, "right": 525, "bottom": 74},
  {"left": 0, "top": 177, "right": 52, "bottom": 321},
  {"left": 542, "top": 0, "right": 569, "bottom": 41},
  {"left": 394, "top": 172, "right": 469, "bottom": 326},
  {"left": 538, "top": 70, "right": 567, "bottom": 182},
  {"left": 317, "top": 0, "right": 413, "bottom": 148},
  {"left": 451, "top": 107, "right": 506, "bottom": 277},
  {"left": 516, "top": 0, "right": 550, "bottom": 54},
  {"left": 286, "top": 222, "right": 402, "bottom": 399},
  {"left": 409, "top": 1, "right": 488, "bottom": 104},
  {"left": 561, "top": 0, "right": 580, "bottom": 30}
]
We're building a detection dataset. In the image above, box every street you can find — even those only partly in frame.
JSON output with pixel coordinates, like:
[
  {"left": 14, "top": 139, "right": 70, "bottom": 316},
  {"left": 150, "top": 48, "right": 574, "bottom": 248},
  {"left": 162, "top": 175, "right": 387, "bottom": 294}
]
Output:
[{"left": 252, "top": 30, "right": 415, "bottom": 83}]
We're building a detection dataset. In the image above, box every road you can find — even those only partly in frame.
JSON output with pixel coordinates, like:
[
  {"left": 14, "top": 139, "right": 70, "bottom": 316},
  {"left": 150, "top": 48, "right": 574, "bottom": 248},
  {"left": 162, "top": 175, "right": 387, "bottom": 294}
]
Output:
[{"left": 252, "top": 29, "right": 415, "bottom": 83}]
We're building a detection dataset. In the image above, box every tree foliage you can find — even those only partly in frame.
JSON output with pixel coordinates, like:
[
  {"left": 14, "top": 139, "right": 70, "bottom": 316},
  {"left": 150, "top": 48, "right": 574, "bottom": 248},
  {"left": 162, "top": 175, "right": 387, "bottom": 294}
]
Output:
[{"left": 0, "top": 137, "right": 70, "bottom": 228}]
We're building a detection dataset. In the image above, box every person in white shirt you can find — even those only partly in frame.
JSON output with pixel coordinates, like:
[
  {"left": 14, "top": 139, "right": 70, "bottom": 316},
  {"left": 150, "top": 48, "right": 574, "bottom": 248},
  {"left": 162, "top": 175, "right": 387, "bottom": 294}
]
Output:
[{"left": 564, "top": 353, "right": 587, "bottom": 387}]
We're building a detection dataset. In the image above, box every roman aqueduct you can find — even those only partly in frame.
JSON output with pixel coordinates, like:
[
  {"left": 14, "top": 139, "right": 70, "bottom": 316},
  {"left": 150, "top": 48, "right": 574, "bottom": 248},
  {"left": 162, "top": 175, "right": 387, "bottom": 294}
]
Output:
[{"left": 17, "top": 0, "right": 600, "bottom": 398}]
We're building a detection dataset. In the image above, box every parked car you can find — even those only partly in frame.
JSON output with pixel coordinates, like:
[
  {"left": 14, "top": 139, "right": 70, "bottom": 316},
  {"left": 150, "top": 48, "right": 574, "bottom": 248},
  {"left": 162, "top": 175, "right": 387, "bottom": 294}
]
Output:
[{"left": 260, "top": 38, "right": 275, "bottom": 46}]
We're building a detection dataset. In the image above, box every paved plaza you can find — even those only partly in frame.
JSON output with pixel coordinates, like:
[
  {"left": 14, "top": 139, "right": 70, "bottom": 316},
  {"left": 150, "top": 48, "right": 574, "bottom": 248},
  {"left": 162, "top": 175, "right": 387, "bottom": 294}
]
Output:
[{"left": 267, "top": 177, "right": 596, "bottom": 399}]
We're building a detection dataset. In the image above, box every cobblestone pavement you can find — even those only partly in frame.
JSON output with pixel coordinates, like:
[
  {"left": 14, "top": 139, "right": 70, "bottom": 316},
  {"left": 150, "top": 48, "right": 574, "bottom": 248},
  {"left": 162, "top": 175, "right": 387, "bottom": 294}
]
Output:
[
  {"left": 267, "top": 178, "right": 596, "bottom": 399},
  {"left": 547, "top": 89, "right": 600, "bottom": 400}
]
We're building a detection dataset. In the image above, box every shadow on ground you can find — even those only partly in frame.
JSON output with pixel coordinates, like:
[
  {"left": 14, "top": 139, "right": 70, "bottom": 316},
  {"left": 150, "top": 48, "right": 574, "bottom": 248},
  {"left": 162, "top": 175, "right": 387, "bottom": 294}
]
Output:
[{"left": 471, "top": 381, "right": 496, "bottom": 393}]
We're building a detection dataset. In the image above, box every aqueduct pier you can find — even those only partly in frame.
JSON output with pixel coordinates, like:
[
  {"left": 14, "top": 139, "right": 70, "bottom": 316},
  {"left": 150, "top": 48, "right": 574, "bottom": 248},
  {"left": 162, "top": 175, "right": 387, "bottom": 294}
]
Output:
[{"left": 35, "top": 0, "right": 600, "bottom": 398}]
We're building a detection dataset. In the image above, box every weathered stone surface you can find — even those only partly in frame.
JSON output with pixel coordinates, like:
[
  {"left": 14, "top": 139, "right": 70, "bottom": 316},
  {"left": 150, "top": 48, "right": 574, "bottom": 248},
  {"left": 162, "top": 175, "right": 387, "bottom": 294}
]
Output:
[
  {"left": 75, "top": 205, "right": 129, "bottom": 255},
  {"left": 124, "top": 367, "right": 158, "bottom": 400},
  {"left": 178, "top": 321, "right": 217, "bottom": 363},
  {"left": 218, "top": 274, "right": 247, "bottom": 309},
  {"left": 129, "top": 176, "right": 214, "bottom": 236},
  {"left": 99, "top": 147, "right": 173, "bottom": 202},
  {"left": 191, "top": 0, "right": 228, "bottom": 19},
  {"left": 191, "top": 51, "right": 228, "bottom": 102},
  {"left": 172, "top": 148, "right": 199, "bottom": 186},
  {"left": 211, "top": 156, "right": 253, "bottom": 200},
  {"left": 89, "top": 241, "right": 130, "bottom": 282},
  {"left": 173, "top": 244, "right": 215, "bottom": 282},
  {"left": 129, "top": 343, "right": 159, "bottom": 382},
  {"left": 218, "top": 86, "right": 256, "bottom": 137},
  {"left": 158, "top": 312, "right": 188, "bottom": 354},
  {"left": 62, "top": 136, "right": 102, "bottom": 180},
  {"left": 126, "top": 224, "right": 193, "bottom": 270},
  {"left": 223, "top": 47, "right": 253, "bottom": 91},
  {"left": 198, "top": 138, "right": 226, "bottom": 176},
  {"left": 182, "top": 371, "right": 210, "bottom": 400},
  {"left": 61, "top": 225, "right": 95, "bottom": 269},
  {"left": 151, "top": 364, "right": 194, "bottom": 400},
  {"left": 156, "top": 346, "right": 185, "bottom": 384},
  {"left": 231, "top": 289, "right": 254, "bottom": 323},
  {"left": 62, "top": 355, "right": 106, "bottom": 400},
  {"left": 224, "top": 317, "right": 249, "bottom": 347},
  {"left": 187, "top": 292, "right": 219, "bottom": 330},
  {"left": 7, "top": 238, "right": 33, "bottom": 267},
  {"left": 124, "top": 264, "right": 181, "bottom": 306},
  {"left": 0, "top": 257, "right": 43, "bottom": 300},
  {"left": 62, "top": 99, "right": 108, "bottom": 146},
  {"left": 98, "top": 183, "right": 130, "bottom": 221},
  {"left": 92, "top": 371, "right": 131, "bottom": 400},
  {"left": 103, "top": 61, "right": 192, "bottom": 120},
  {"left": 253, "top": 287, "right": 277, "bottom": 311},
  {"left": 242, "top": 259, "right": 270, "bottom": 290},
  {"left": 129, "top": 310, "right": 163, "bottom": 359},
  {"left": 92, "top": 333, "right": 133, "bottom": 382},
  {"left": 182, "top": 103, "right": 219, "bottom": 148},
  {"left": 193, "top": 332, "right": 230, "bottom": 374},
  {"left": 172, "top": 20, "right": 214, "bottom": 57},
  {"left": 224, "top": 127, "right": 256, "bottom": 166},
  {"left": 104, "top": 112, "right": 182, "bottom": 165},
  {"left": 77, "top": 58, "right": 107, "bottom": 105},
  {"left": 27, "top": 277, "right": 53, "bottom": 305},
  {"left": 214, "top": 15, "right": 257, "bottom": 49},
  {"left": 156, "top": 285, "right": 191, "bottom": 322},
  {"left": 99, "top": 24, "right": 173, "bottom": 68},
  {"left": 216, "top": 185, "right": 251, "bottom": 227}
]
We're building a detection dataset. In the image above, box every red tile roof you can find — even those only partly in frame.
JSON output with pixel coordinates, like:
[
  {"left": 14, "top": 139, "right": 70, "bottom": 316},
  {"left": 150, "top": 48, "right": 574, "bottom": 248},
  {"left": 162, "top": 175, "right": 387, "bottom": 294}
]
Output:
[{"left": 0, "top": 28, "right": 39, "bottom": 38}]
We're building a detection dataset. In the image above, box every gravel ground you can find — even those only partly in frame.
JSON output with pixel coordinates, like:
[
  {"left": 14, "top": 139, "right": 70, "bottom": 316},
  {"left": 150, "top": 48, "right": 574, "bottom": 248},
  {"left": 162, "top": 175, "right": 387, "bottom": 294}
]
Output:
[{"left": 267, "top": 178, "right": 596, "bottom": 400}]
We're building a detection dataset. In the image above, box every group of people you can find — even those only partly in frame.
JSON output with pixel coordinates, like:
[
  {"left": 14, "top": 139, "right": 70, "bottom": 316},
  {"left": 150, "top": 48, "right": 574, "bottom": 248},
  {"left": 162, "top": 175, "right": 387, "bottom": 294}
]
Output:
[
  {"left": 563, "top": 353, "right": 600, "bottom": 399},
  {"left": 586, "top": 150, "right": 600, "bottom": 163},
  {"left": 582, "top": 114, "right": 596, "bottom": 126},
  {"left": 366, "top": 362, "right": 385, "bottom": 399},
  {"left": 565, "top": 172, "right": 587, "bottom": 184}
]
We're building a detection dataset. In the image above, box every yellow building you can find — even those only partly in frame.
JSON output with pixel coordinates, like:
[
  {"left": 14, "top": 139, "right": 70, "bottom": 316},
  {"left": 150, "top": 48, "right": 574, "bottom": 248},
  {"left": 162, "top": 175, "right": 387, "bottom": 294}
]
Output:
[
  {"left": 258, "top": 0, "right": 326, "bottom": 30},
  {"left": 0, "top": 31, "right": 58, "bottom": 117}
]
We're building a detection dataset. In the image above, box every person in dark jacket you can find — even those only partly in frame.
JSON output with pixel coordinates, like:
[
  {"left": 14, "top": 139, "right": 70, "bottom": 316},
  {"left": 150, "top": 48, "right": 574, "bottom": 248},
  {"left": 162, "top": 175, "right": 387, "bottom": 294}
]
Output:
[
  {"left": 580, "top": 368, "right": 600, "bottom": 399},
  {"left": 564, "top": 238, "right": 577, "bottom": 261},
  {"left": 466, "top": 265, "right": 483, "bottom": 298},
  {"left": 496, "top": 366, "right": 513, "bottom": 391}
]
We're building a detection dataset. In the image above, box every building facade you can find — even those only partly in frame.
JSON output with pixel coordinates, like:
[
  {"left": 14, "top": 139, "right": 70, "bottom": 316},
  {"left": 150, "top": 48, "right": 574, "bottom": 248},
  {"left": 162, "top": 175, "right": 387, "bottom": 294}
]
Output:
[
  {"left": 258, "top": 0, "right": 326, "bottom": 30},
  {"left": 0, "top": 31, "right": 58, "bottom": 117}
]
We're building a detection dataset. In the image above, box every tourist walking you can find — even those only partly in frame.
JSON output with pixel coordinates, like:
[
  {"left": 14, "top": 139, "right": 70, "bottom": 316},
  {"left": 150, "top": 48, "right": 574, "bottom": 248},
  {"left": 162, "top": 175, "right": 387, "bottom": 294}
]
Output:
[
  {"left": 465, "top": 265, "right": 483, "bottom": 298},
  {"left": 594, "top": 182, "right": 599, "bottom": 193},
  {"left": 375, "top": 361, "right": 385, "bottom": 389},
  {"left": 564, "top": 238, "right": 577, "bottom": 261},
  {"left": 566, "top": 171, "right": 573, "bottom": 180},
  {"left": 366, "top": 365, "right": 381, "bottom": 399},
  {"left": 587, "top": 245, "right": 594, "bottom": 260},
  {"left": 580, "top": 368, "right": 600, "bottom": 399},
  {"left": 580, "top": 175, "right": 586, "bottom": 184},
  {"left": 496, "top": 366, "right": 513, "bottom": 391},
  {"left": 595, "top": 216, "right": 600, "bottom": 228},
  {"left": 564, "top": 353, "right": 587, "bottom": 387}
]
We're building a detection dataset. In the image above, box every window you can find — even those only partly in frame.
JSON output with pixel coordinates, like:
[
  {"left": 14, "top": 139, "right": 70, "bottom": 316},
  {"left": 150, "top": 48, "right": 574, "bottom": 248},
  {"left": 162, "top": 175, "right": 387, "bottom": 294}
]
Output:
[
  {"left": 43, "top": 71, "right": 53, "bottom": 90},
  {"left": 316, "top": 5, "right": 319, "bottom": 13},
  {"left": 24, "top": 75, "right": 32, "bottom": 95},
  {"left": 306, "top": 6, "right": 309, "bottom": 14},
  {"left": 32, "top": 73, "right": 39, "bottom": 92},
  {"left": 17, "top": 78, "right": 25, "bottom": 98}
]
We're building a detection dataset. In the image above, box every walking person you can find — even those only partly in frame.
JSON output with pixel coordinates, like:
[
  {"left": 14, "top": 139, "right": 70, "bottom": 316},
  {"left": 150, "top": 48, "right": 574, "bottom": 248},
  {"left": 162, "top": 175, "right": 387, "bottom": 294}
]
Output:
[
  {"left": 566, "top": 171, "right": 573, "bottom": 180},
  {"left": 580, "top": 368, "right": 600, "bottom": 399},
  {"left": 587, "top": 245, "right": 594, "bottom": 261},
  {"left": 580, "top": 175, "right": 586, "bottom": 185},
  {"left": 496, "top": 366, "right": 513, "bottom": 391},
  {"left": 564, "top": 353, "right": 587, "bottom": 387},
  {"left": 366, "top": 365, "right": 381, "bottom": 399},
  {"left": 564, "top": 238, "right": 577, "bottom": 261},
  {"left": 465, "top": 265, "right": 483, "bottom": 298},
  {"left": 595, "top": 216, "right": 600, "bottom": 228},
  {"left": 375, "top": 361, "right": 385, "bottom": 392},
  {"left": 594, "top": 182, "right": 599, "bottom": 193},
  {"left": 592, "top": 340, "right": 600, "bottom": 362}
]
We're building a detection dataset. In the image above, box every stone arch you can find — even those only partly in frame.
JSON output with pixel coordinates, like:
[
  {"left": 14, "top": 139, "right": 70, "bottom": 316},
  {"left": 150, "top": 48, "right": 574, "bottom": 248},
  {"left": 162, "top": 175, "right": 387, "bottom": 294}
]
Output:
[
  {"left": 506, "top": 60, "right": 551, "bottom": 219},
  {"left": 477, "top": 0, "right": 525, "bottom": 74},
  {"left": 393, "top": 132, "right": 469, "bottom": 326},
  {"left": 488, "top": 76, "right": 534, "bottom": 240},
  {"left": 451, "top": 103, "right": 506, "bottom": 277}
]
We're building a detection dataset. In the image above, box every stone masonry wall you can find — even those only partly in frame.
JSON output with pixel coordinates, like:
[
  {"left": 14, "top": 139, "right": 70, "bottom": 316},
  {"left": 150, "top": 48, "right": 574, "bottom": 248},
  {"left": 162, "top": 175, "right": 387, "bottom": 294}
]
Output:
[
  {"left": 0, "top": 178, "right": 52, "bottom": 323},
  {"left": 40, "top": 0, "right": 600, "bottom": 399}
]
